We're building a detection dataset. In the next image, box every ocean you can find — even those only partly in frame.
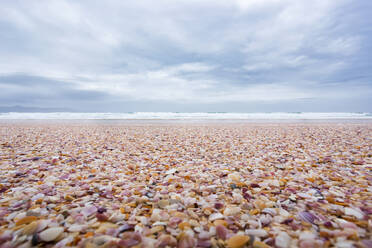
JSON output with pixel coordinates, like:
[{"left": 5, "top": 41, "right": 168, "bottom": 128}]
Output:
[{"left": 0, "top": 112, "right": 371, "bottom": 120}]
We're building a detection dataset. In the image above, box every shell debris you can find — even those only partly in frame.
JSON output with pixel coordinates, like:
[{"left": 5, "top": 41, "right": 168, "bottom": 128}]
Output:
[{"left": 0, "top": 123, "right": 371, "bottom": 247}]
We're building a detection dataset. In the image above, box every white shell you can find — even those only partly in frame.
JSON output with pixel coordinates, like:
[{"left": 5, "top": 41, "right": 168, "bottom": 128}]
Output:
[{"left": 39, "top": 227, "right": 64, "bottom": 242}]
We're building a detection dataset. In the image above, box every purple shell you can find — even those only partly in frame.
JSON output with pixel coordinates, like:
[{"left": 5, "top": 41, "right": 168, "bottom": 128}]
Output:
[
  {"left": 298, "top": 211, "right": 318, "bottom": 224},
  {"left": 118, "top": 223, "right": 135, "bottom": 233},
  {"left": 214, "top": 202, "right": 224, "bottom": 209},
  {"left": 81, "top": 205, "right": 97, "bottom": 217},
  {"left": 216, "top": 225, "right": 228, "bottom": 240},
  {"left": 197, "top": 239, "right": 212, "bottom": 248},
  {"left": 361, "top": 240, "right": 372, "bottom": 248}
]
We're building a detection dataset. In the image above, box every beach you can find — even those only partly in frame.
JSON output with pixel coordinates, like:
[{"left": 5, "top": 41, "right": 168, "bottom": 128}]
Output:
[{"left": 0, "top": 122, "right": 371, "bottom": 247}]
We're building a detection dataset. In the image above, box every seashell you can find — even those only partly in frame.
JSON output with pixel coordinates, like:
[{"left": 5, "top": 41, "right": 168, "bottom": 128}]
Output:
[
  {"left": 150, "top": 225, "right": 164, "bottom": 234},
  {"left": 361, "top": 240, "right": 372, "bottom": 248},
  {"left": 118, "top": 223, "right": 135, "bottom": 233},
  {"left": 253, "top": 200, "right": 266, "bottom": 210},
  {"left": 298, "top": 211, "right": 318, "bottom": 224},
  {"left": 281, "top": 218, "right": 294, "bottom": 225},
  {"left": 214, "top": 202, "right": 224, "bottom": 209},
  {"left": 91, "top": 235, "right": 115, "bottom": 246},
  {"left": 168, "top": 217, "right": 182, "bottom": 228},
  {"left": 158, "top": 199, "right": 169, "bottom": 208},
  {"left": 96, "top": 213, "right": 109, "bottom": 222},
  {"left": 97, "top": 207, "right": 107, "bottom": 214},
  {"left": 156, "top": 234, "right": 177, "bottom": 247},
  {"left": 223, "top": 206, "right": 241, "bottom": 216},
  {"left": 67, "top": 224, "right": 86, "bottom": 232},
  {"left": 259, "top": 215, "right": 272, "bottom": 225},
  {"left": 36, "top": 219, "right": 49, "bottom": 232},
  {"left": 22, "top": 221, "right": 39, "bottom": 235},
  {"left": 96, "top": 222, "right": 118, "bottom": 233},
  {"left": 253, "top": 240, "right": 271, "bottom": 248},
  {"left": 245, "top": 229, "right": 268, "bottom": 237},
  {"left": 275, "top": 232, "right": 291, "bottom": 248},
  {"left": 262, "top": 208, "right": 277, "bottom": 216},
  {"left": 197, "top": 238, "right": 212, "bottom": 248},
  {"left": 1, "top": 113, "right": 370, "bottom": 248},
  {"left": 151, "top": 209, "right": 162, "bottom": 221},
  {"left": 344, "top": 207, "right": 364, "bottom": 219},
  {"left": 15, "top": 216, "right": 38, "bottom": 226},
  {"left": 336, "top": 219, "right": 358, "bottom": 229},
  {"left": 54, "top": 236, "right": 74, "bottom": 248},
  {"left": 81, "top": 205, "right": 97, "bottom": 217},
  {"left": 39, "top": 227, "right": 64, "bottom": 242},
  {"left": 334, "top": 239, "right": 354, "bottom": 248},
  {"left": 119, "top": 232, "right": 142, "bottom": 247},
  {"left": 216, "top": 224, "right": 228, "bottom": 240},
  {"left": 109, "top": 212, "right": 126, "bottom": 222},
  {"left": 166, "top": 168, "right": 177, "bottom": 175},
  {"left": 26, "top": 210, "right": 41, "bottom": 217},
  {"left": 228, "top": 173, "right": 240, "bottom": 182},
  {"left": 198, "top": 231, "right": 211, "bottom": 239},
  {"left": 297, "top": 193, "right": 312, "bottom": 199},
  {"left": 299, "top": 231, "right": 316, "bottom": 240},
  {"left": 214, "top": 219, "right": 228, "bottom": 226},
  {"left": 209, "top": 212, "right": 224, "bottom": 221},
  {"left": 178, "top": 232, "right": 196, "bottom": 248},
  {"left": 178, "top": 222, "right": 191, "bottom": 230},
  {"left": 299, "top": 239, "right": 318, "bottom": 248},
  {"left": 153, "top": 221, "right": 168, "bottom": 226},
  {"left": 226, "top": 235, "right": 250, "bottom": 248}
]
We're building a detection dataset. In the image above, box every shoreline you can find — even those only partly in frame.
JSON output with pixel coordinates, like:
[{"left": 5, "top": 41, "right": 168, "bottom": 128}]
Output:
[{"left": 1, "top": 118, "right": 372, "bottom": 124}]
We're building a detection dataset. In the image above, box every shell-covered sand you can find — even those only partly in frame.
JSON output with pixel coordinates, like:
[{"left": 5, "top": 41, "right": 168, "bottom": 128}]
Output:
[{"left": 0, "top": 123, "right": 371, "bottom": 248}]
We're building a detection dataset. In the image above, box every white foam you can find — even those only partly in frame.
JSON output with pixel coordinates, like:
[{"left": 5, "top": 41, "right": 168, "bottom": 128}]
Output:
[{"left": 0, "top": 112, "right": 371, "bottom": 120}]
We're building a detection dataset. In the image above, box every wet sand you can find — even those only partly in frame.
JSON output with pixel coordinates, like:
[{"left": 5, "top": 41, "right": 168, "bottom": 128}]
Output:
[{"left": 0, "top": 122, "right": 371, "bottom": 247}]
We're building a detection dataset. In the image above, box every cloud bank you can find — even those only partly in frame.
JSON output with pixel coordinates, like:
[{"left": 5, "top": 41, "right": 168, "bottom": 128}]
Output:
[{"left": 0, "top": 0, "right": 371, "bottom": 111}]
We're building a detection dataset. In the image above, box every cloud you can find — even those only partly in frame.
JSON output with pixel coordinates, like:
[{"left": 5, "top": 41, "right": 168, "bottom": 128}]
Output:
[
  {"left": 0, "top": 74, "right": 109, "bottom": 109},
  {"left": 0, "top": 0, "right": 371, "bottom": 111}
]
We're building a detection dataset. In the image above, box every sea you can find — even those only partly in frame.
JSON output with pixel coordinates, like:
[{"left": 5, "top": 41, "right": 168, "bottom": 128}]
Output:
[{"left": 0, "top": 112, "right": 371, "bottom": 121}]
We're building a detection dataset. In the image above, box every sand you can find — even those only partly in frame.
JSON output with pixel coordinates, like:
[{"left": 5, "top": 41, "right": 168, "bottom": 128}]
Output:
[{"left": 0, "top": 122, "right": 371, "bottom": 247}]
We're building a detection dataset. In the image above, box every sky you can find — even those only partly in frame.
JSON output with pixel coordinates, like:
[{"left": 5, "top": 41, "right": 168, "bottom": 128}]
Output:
[{"left": 0, "top": 0, "right": 371, "bottom": 112}]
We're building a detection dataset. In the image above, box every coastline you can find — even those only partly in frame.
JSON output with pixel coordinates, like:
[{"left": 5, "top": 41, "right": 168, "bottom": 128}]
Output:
[{"left": 1, "top": 118, "right": 372, "bottom": 125}]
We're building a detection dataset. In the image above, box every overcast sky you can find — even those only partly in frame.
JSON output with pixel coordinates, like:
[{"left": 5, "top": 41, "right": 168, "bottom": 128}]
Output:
[{"left": 0, "top": 0, "right": 371, "bottom": 112}]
